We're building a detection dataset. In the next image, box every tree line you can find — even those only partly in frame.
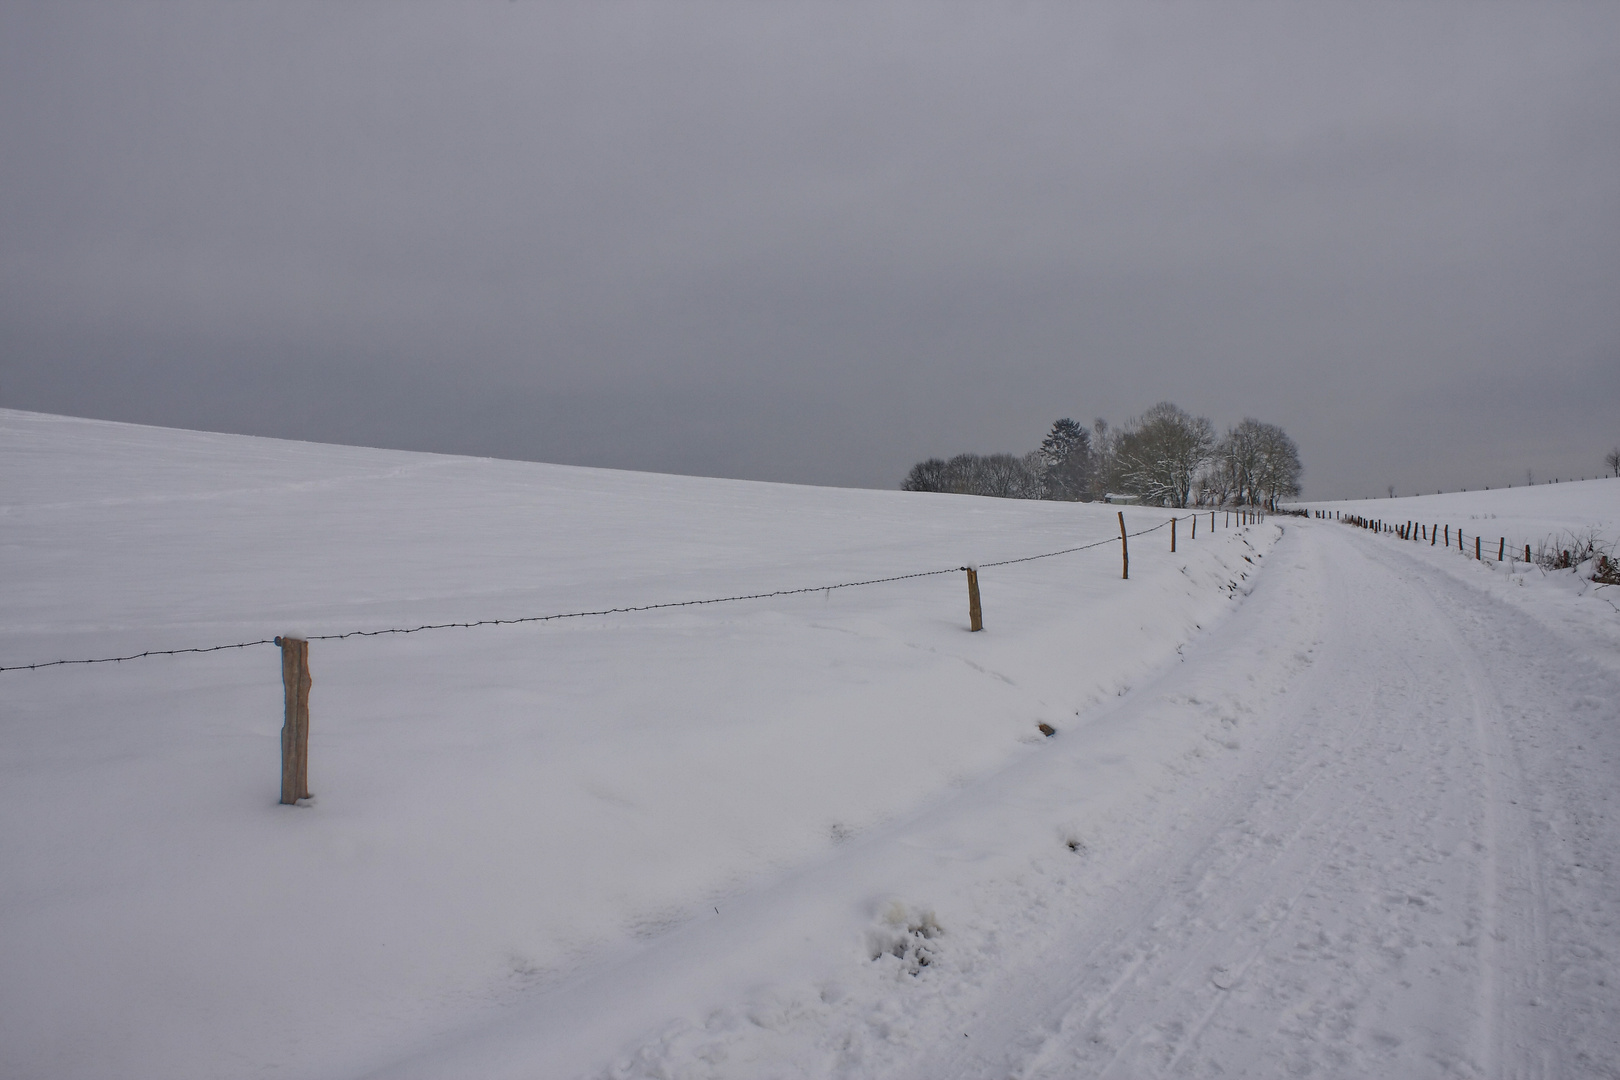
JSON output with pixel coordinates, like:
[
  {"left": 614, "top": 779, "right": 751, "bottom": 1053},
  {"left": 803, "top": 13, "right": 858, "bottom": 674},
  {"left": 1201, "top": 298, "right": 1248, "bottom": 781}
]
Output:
[{"left": 902, "top": 403, "right": 1302, "bottom": 509}]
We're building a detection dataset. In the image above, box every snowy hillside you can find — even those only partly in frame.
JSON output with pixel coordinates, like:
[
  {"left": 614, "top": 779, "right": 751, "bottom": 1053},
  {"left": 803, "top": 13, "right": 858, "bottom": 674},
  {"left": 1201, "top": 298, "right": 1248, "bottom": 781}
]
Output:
[{"left": 3, "top": 410, "right": 1617, "bottom": 1079}]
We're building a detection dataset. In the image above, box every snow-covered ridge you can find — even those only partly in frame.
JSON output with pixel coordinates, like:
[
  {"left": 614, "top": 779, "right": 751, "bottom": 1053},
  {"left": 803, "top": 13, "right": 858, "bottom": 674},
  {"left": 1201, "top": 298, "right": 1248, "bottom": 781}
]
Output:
[{"left": 0, "top": 410, "right": 1277, "bottom": 1080}]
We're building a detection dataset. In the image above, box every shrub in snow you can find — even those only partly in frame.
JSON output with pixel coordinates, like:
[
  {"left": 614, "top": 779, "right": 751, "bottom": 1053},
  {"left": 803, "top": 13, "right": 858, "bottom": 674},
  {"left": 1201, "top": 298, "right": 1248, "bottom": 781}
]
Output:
[
  {"left": 1533, "top": 528, "right": 1611, "bottom": 573},
  {"left": 867, "top": 902, "right": 942, "bottom": 975}
]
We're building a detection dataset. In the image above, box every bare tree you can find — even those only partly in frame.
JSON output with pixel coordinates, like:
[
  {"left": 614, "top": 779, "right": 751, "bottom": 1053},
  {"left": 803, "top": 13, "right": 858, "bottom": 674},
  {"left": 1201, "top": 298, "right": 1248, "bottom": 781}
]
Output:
[
  {"left": 1606, "top": 447, "right": 1620, "bottom": 477},
  {"left": 1113, "top": 402, "right": 1215, "bottom": 508},
  {"left": 1195, "top": 456, "right": 1235, "bottom": 506},
  {"left": 901, "top": 452, "right": 1043, "bottom": 499},
  {"left": 1089, "top": 418, "right": 1120, "bottom": 500},
  {"left": 1252, "top": 422, "right": 1303, "bottom": 508},
  {"left": 901, "top": 458, "right": 951, "bottom": 493},
  {"left": 1215, "top": 419, "right": 1301, "bottom": 507}
]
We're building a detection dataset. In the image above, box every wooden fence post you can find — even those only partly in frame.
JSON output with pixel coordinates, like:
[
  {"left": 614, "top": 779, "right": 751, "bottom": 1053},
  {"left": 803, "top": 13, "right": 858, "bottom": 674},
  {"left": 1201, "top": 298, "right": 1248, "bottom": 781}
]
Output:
[
  {"left": 277, "top": 636, "right": 311, "bottom": 805},
  {"left": 1171, "top": 516, "right": 1177, "bottom": 552},
  {"left": 965, "top": 568, "right": 983, "bottom": 632},
  {"left": 1431, "top": 524, "right": 1437, "bottom": 546},
  {"left": 1525, "top": 544, "right": 1531, "bottom": 563},
  {"left": 1475, "top": 535, "right": 1481, "bottom": 560},
  {"left": 1444, "top": 524, "right": 1450, "bottom": 546},
  {"left": 1498, "top": 537, "right": 1505, "bottom": 562},
  {"left": 1118, "top": 511, "right": 1129, "bottom": 580}
]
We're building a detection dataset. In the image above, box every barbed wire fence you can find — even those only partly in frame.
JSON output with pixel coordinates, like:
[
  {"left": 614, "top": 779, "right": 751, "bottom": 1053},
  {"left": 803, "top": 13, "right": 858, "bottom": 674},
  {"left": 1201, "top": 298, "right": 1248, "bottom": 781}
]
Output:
[
  {"left": 1325, "top": 510, "right": 1619, "bottom": 583},
  {"left": 0, "top": 518, "right": 1200, "bottom": 673},
  {"left": 0, "top": 508, "right": 1281, "bottom": 805}
]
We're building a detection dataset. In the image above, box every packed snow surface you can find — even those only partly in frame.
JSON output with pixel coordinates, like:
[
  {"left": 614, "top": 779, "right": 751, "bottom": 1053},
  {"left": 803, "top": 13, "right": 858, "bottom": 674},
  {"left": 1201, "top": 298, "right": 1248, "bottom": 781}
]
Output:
[{"left": 2, "top": 409, "right": 1618, "bottom": 1079}]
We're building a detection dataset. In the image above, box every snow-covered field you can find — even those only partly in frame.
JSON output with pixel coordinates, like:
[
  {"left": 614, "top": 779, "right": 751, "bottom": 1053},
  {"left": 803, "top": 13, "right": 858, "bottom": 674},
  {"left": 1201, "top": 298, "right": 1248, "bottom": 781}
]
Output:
[{"left": 3, "top": 409, "right": 1618, "bottom": 1079}]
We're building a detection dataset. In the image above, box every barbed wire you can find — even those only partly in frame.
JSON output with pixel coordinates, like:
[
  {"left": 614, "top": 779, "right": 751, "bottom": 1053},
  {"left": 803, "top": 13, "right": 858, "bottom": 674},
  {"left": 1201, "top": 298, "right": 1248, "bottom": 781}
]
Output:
[
  {"left": 0, "top": 638, "right": 281, "bottom": 672},
  {"left": 0, "top": 515, "right": 1232, "bottom": 673},
  {"left": 980, "top": 517, "right": 1173, "bottom": 568}
]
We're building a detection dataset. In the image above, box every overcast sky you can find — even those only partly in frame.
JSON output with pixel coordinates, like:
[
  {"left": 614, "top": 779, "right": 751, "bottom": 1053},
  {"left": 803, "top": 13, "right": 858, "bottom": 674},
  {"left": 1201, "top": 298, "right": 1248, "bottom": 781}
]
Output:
[{"left": 3, "top": 3, "right": 1617, "bottom": 498}]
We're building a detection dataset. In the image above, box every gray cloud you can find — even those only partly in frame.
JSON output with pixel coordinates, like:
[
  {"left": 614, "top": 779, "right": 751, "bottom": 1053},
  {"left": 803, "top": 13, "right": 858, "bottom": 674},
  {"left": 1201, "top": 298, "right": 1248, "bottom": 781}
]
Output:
[{"left": 4, "top": 2, "right": 1618, "bottom": 496}]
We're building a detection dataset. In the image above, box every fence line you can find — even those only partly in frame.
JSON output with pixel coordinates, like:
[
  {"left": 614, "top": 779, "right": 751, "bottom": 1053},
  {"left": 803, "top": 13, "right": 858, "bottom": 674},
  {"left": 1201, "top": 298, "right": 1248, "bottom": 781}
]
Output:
[
  {"left": 1, "top": 516, "right": 1197, "bottom": 673},
  {"left": 5, "top": 505, "right": 1281, "bottom": 805},
  {"left": 1329, "top": 511, "right": 1614, "bottom": 579}
]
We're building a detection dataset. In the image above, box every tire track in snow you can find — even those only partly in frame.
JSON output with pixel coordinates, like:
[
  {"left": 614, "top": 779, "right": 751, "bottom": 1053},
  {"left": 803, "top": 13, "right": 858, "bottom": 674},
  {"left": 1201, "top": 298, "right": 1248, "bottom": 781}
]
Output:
[
  {"left": 1386, "top": 563, "right": 1529, "bottom": 1079},
  {"left": 1066, "top": 528, "right": 1483, "bottom": 1077},
  {"left": 899, "top": 521, "right": 1572, "bottom": 1079},
  {"left": 1368, "top": 537, "right": 1612, "bottom": 1080}
]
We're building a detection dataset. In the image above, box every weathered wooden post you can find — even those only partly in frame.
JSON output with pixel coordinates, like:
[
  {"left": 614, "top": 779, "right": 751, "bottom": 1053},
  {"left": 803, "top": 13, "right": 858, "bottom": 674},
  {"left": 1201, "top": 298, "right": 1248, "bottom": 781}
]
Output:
[
  {"left": 1431, "top": 524, "right": 1437, "bottom": 546},
  {"left": 1525, "top": 544, "right": 1531, "bottom": 563},
  {"left": 277, "top": 636, "right": 311, "bottom": 805},
  {"left": 965, "top": 567, "right": 983, "bottom": 632},
  {"left": 1498, "top": 537, "right": 1505, "bottom": 561},
  {"left": 1444, "top": 524, "right": 1450, "bottom": 546},
  {"left": 1475, "top": 535, "right": 1481, "bottom": 560},
  {"left": 1118, "top": 511, "right": 1129, "bottom": 580},
  {"left": 1191, "top": 514, "right": 1196, "bottom": 539},
  {"left": 1171, "top": 516, "right": 1177, "bottom": 552}
]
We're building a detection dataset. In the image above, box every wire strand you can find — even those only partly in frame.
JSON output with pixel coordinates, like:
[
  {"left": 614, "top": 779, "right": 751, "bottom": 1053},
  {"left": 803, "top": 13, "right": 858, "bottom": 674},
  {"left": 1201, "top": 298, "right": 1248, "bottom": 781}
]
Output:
[{"left": 0, "top": 514, "right": 1221, "bottom": 672}]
